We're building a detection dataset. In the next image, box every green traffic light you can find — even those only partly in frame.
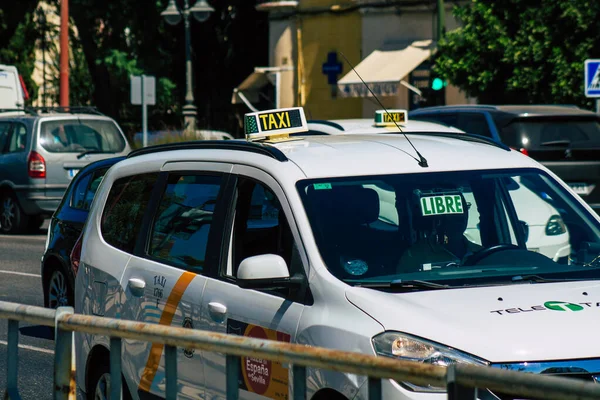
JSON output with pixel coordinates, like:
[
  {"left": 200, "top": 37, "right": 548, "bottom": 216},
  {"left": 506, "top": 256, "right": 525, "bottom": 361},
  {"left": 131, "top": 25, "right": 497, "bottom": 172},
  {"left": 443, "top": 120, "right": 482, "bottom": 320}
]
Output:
[{"left": 431, "top": 77, "right": 444, "bottom": 91}]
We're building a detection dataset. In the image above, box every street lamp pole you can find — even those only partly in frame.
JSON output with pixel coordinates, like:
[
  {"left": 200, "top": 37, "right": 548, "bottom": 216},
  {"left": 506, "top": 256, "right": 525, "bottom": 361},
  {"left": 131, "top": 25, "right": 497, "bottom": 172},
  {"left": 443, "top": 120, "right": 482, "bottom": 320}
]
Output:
[
  {"left": 162, "top": 0, "right": 214, "bottom": 135},
  {"left": 182, "top": 0, "right": 196, "bottom": 134}
]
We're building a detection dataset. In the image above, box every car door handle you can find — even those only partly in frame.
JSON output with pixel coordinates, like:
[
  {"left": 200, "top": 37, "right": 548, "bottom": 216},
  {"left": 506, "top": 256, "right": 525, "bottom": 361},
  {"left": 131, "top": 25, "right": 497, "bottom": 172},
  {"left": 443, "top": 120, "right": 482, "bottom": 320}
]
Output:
[
  {"left": 208, "top": 302, "right": 227, "bottom": 322},
  {"left": 128, "top": 278, "right": 146, "bottom": 297}
]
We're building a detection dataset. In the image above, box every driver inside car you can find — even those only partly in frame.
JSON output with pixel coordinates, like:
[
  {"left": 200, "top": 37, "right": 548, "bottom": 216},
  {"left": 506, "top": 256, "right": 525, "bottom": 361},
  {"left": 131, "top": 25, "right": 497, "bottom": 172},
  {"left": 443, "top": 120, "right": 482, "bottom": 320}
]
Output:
[{"left": 396, "top": 192, "right": 481, "bottom": 273}]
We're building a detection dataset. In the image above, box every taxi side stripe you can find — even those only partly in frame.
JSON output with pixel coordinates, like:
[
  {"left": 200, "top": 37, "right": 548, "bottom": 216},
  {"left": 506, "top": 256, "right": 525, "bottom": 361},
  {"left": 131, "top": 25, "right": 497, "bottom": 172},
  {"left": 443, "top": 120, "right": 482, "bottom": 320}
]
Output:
[{"left": 138, "top": 271, "right": 196, "bottom": 393}]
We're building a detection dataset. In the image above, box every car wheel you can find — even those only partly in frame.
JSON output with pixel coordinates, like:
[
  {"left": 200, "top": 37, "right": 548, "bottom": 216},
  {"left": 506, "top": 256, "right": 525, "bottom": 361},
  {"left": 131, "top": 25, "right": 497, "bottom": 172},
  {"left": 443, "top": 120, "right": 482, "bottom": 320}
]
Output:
[
  {"left": 88, "top": 361, "right": 131, "bottom": 400},
  {"left": 89, "top": 367, "right": 110, "bottom": 400},
  {"left": 0, "top": 192, "right": 28, "bottom": 234},
  {"left": 46, "top": 268, "right": 72, "bottom": 309}
]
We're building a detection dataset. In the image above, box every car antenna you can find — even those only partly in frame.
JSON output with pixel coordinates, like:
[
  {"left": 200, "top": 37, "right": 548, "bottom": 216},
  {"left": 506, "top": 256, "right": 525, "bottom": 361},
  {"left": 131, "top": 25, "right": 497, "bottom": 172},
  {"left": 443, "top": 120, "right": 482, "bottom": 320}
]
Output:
[{"left": 338, "top": 52, "right": 428, "bottom": 168}]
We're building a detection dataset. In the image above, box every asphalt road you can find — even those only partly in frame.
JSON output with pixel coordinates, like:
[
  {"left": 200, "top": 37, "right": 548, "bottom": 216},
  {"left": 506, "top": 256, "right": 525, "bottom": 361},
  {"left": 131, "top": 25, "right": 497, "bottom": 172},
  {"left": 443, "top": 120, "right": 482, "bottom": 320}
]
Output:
[{"left": 0, "top": 221, "right": 54, "bottom": 399}]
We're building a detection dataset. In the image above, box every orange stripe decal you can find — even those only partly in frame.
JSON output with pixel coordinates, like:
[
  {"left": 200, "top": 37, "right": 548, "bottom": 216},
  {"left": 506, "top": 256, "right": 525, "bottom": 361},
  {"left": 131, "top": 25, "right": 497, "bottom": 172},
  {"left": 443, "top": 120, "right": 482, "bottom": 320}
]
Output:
[{"left": 138, "top": 271, "right": 196, "bottom": 393}]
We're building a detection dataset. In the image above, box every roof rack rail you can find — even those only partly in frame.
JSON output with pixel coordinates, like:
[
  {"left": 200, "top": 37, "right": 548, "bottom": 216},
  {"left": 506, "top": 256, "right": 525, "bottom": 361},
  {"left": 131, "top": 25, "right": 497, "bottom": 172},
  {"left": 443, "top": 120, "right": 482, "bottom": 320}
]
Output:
[
  {"left": 406, "top": 132, "right": 511, "bottom": 151},
  {"left": 26, "top": 106, "right": 105, "bottom": 115},
  {"left": 0, "top": 108, "right": 37, "bottom": 116},
  {"left": 307, "top": 119, "right": 346, "bottom": 131},
  {"left": 127, "top": 140, "right": 289, "bottom": 162}
]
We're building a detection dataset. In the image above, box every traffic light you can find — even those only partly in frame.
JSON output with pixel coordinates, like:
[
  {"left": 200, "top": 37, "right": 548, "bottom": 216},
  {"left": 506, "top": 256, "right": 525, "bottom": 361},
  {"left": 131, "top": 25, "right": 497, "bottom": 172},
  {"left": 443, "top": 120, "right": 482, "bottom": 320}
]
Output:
[
  {"left": 431, "top": 77, "right": 445, "bottom": 91},
  {"left": 424, "top": 75, "right": 446, "bottom": 106}
]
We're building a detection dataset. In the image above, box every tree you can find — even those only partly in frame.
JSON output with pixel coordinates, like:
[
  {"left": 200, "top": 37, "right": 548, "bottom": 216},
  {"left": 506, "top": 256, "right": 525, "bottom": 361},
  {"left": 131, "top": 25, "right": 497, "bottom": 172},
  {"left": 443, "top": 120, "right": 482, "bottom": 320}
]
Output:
[
  {"left": 0, "top": 1, "right": 42, "bottom": 105},
  {"left": 66, "top": 0, "right": 268, "bottom": 137},
  {"left": 434, "top": 0, "right": 600, "bottom": 108}
]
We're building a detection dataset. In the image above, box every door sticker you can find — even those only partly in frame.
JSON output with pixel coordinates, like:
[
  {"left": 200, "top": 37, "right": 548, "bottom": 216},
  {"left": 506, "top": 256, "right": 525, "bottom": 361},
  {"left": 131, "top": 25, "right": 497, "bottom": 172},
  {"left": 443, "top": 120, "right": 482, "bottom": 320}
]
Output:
[{"left": 227, "top": 319, "right": 291, "bottom": 399}]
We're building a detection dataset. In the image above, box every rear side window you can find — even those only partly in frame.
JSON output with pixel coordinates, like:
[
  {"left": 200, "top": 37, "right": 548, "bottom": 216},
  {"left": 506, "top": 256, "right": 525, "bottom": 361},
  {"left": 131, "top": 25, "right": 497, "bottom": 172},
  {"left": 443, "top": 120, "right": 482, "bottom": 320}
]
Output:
[
  {"left": 7, "top": 123, "right": 27, "bottom": 152},
  {"left": 39, "top": 119, "right": 126, "bottom": 153},
  {"left": 456, "top": 113, "right": 493, "bottom": 137},
  {"left": 148, "top": 174, "right": 223, "bottom": 273},
  {"left": 501, "top": 119, "right": 600, "bottom": 148},
  {"left": 101, "top": 173, "right": 158, "bottom": 253}
]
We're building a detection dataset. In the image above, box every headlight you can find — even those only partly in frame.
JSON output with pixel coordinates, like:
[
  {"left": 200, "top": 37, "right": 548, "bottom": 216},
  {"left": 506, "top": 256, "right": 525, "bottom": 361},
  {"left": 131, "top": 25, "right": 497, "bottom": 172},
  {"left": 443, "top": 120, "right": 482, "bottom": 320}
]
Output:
[
  {"left": 545, "top": 215, "right": 566, "bottom": 236},
  {"left": 372, "top": 332, "right": 487, "bottom": 392}
]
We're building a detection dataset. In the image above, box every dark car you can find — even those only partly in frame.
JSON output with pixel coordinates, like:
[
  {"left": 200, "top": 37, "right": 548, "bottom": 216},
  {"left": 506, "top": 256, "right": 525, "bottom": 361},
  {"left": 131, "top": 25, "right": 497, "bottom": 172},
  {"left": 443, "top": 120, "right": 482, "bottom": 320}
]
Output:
[
  {"left": 41, "top": 156, "right": 125, "bottom": 308},
  {"left": 410, "top": 105, "right": 600, "bottom": 212}
]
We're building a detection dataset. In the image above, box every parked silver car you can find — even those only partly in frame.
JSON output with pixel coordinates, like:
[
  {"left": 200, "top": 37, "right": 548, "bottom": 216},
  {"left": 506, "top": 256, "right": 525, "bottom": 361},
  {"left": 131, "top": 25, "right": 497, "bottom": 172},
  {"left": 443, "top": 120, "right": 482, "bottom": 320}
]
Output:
[{"left": 0, "top": 107, "right": 131, "bottom": 234}]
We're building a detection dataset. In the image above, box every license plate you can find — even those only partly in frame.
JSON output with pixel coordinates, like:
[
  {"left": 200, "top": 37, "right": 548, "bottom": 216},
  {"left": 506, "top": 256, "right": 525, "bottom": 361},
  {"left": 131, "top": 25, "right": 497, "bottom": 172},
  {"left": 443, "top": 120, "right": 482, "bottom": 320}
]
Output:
[
  {"left": 68, "top": 169, "right": 79, "bottom": 179},
  {"left": 569, "top": 183, "right": 593, "bottom": 196}
]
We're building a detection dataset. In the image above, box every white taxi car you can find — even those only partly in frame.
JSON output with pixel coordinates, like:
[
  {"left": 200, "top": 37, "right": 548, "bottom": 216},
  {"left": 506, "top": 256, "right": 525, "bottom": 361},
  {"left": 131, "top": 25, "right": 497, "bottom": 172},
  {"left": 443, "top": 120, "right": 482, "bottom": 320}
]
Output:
[
  {"left": 76, "top": 107, "right": 600, "bottom": 400},
  {"left": 305, "top": 109, "right": 465, "bottom": 135}
]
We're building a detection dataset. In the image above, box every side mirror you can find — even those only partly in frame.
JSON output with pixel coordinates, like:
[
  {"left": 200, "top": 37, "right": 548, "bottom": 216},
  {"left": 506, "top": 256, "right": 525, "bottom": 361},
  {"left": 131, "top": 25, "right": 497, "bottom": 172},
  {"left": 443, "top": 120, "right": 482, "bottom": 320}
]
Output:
[{"left": 237, "top": 254, "right": 305, "bottom": 290}]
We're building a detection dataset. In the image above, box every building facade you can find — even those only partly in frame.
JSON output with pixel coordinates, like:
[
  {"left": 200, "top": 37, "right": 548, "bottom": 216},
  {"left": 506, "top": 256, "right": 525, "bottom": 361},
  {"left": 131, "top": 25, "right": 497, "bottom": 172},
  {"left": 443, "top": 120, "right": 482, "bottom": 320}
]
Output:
[{"left": 233, "top": 0, "right": 474, "bottom": 119}]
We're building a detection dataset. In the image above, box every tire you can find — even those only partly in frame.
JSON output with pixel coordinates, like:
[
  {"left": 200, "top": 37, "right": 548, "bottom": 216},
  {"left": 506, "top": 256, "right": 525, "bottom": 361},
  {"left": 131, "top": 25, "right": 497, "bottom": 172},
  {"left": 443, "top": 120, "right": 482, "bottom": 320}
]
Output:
[
  {"left": 45, "top": 267, "right": 73, "bottom": 309},
  {"left": 88, "top": 363, "right": 111, "bottom": 400},
  {"left": 0, "top": 192, "right": 29, "bottom": 234},
  {"left": 87, "top": 360, "right": 132, "bottom": 400}
]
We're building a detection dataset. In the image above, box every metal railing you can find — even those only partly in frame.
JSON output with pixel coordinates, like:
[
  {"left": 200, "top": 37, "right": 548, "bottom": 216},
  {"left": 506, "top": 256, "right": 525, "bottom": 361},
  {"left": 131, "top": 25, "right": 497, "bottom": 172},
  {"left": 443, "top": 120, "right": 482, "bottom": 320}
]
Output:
[{"left": 2, "top": 300, "right": 600, "bottom": 400}]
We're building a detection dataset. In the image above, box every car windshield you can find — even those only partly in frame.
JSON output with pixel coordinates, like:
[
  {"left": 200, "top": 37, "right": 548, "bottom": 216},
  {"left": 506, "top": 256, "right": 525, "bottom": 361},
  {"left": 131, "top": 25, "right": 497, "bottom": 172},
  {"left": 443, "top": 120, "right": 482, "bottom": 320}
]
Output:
[
  {"left": 297, "top": 169, "right": 600, "bottom": 289},
  {"left": 39, "top": 119, "right": 126, "bottom": 153}
]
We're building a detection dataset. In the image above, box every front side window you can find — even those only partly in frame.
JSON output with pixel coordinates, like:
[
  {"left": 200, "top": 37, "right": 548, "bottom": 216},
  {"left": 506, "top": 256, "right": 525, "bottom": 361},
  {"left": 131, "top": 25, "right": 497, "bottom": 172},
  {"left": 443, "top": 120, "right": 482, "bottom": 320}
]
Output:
[
  {"left": 227, "top": 178, "right": 297, "bottom": 277},
  {"left": 71, "top": 168, "right": 109, "bottom": 211},
  {"left": 456, "top": 113, "right": 492, "bottom": 137},
  {"left": 101, "top": 173, "right": 158, "bottom": 254},
  {"left": 0, "top": 122, "right": 12, "bottom": 152},
  {"left": 148, "top": 174, "right": 222, "bottom": 273},
  {"left": 39, "top": 119, "right": 126, "bottom": 153},
  {"left": 298, "top": 169, "right": 600, "bottom": 289}
]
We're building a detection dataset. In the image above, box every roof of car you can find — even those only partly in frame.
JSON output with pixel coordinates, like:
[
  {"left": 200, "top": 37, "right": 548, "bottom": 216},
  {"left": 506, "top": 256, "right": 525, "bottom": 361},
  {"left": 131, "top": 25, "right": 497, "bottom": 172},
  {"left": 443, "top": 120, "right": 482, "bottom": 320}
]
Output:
[
  {"left": 270, "top": 134, "right": 536, "bottom": 178},
  {"left": 127, "top": 134, "right": 540, "bottom": 180},
  {"left": 0, "top": 106, "right": 109, "bottom": 120},
  {"left": 410, "top": 104, "right": 597, "bottom": 117},
  {"left": 307, "top": 118, "right": 465, "bottom": 134}
]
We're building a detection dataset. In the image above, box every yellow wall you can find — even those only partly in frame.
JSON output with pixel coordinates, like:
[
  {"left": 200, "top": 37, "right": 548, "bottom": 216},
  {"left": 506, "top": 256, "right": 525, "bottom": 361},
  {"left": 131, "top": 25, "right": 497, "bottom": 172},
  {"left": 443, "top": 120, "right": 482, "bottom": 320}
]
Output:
[{"left": 296, "top": 12, "right": 362, "bottom": 119}]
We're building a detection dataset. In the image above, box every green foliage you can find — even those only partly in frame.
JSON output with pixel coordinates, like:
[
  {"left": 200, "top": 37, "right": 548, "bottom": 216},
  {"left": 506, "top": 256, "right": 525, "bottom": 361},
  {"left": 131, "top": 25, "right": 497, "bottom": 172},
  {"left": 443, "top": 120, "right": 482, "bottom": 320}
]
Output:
[
  {"left": 3, "top": 0, "right": 268, "bottom": 138},
  {"left": 0, "top": 9, "right": 41, "bottom": 105},
  {"left": 434, "top": 0, "right": 600, "bottom": 107}
]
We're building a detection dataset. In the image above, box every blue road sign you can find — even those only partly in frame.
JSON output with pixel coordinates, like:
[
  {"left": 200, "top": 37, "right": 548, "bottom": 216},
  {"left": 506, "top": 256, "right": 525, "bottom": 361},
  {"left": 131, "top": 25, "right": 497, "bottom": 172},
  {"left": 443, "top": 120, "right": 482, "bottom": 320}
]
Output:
[{"left": 585, "top": 59, "right": 600, "bottom": 98}]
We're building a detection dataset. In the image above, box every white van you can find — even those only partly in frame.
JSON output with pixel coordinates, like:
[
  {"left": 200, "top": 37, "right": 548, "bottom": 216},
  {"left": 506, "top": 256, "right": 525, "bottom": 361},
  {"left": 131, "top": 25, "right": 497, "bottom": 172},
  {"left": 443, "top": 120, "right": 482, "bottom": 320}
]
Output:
[{"left": 0, "top": 64, "right": 26, "bottom": 110}]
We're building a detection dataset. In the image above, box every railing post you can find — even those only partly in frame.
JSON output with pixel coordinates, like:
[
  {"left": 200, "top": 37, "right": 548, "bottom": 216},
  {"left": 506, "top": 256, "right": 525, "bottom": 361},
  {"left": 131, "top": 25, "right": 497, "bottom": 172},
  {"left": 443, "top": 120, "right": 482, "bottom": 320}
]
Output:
[
  {"left": 368, "top": 377, "right": 382, "bottom": 400},
  {"left": 446, "top": 364, "right": 477, "bottom": 400},
  {"left": 54, "top": 306, "right": 74, "bottom": 400},
  {"left": 292, "top": 365, "right": 306, "bottom": 400},
  {"left": 226, "top": 355, "right": 240, "bottom": 400},
  {"left": 165, "top": 345, "right": 177, "bottom": 400},
  {"left": 4, "top": 319, "right": 20, "bottom": 400},
  {"left": 110, "top": 337, "right": 122, "bottom": 400}
]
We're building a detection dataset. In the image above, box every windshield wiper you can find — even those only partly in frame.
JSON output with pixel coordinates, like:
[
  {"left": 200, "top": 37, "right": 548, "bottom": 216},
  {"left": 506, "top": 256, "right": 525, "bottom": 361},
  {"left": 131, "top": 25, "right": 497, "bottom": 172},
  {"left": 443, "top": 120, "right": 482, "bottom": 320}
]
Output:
[
  {"left": 355, "top": 279, "right": 450, "bottom": 291},
  {"left": 77, "top": 150, "right": 115, "bottom": 159},
  {"left": 510, "top": 275, "right": 583, "bottom": 284},
  {"left": 540, "top": 140, "right": 571, "bottom": 147}
]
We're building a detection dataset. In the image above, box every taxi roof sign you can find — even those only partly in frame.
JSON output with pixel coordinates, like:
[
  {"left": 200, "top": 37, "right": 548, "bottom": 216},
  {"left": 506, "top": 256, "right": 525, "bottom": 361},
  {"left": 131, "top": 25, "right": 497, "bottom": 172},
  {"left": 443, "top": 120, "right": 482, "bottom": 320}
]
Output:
[
  {"left": 245, "top": 107, "right": 308, "bottom": 142},
  {"left": 374, "top": 109, "right": 408, "bottom": 127}
]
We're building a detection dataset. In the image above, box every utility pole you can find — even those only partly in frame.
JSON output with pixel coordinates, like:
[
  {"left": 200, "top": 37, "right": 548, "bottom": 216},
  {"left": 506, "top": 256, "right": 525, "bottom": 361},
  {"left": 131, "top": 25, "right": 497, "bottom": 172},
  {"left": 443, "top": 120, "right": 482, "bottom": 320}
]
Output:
[{"left": 59, "top": 0, "right": 69, "bottom": 107}]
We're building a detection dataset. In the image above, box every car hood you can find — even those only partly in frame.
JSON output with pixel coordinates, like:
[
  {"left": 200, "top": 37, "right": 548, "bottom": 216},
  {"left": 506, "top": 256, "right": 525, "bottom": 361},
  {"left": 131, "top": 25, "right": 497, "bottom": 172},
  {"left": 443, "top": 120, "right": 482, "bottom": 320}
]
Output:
[{"left": 346, "top": 281, "right": 600, "bottom": 362}]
